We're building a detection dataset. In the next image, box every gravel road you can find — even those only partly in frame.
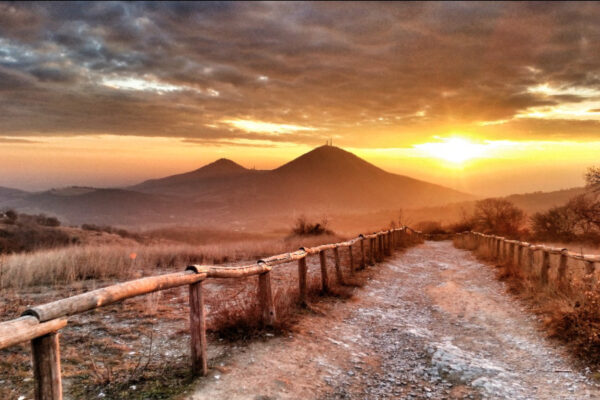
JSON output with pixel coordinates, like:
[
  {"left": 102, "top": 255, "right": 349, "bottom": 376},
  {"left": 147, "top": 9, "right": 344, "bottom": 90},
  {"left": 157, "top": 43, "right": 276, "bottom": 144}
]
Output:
[{"left": 185, "top": 241, "right": 600, "bottom": 400}]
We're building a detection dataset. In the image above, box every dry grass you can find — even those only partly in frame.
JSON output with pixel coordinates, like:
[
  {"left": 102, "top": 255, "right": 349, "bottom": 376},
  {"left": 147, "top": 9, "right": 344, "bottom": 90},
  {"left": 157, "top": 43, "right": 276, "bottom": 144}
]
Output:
[
  {"left": 0, "top": 229, "right": 422, "bottom": 399},
  {"left": 0, "top": 233, "right": 343, "bottom": 289}
]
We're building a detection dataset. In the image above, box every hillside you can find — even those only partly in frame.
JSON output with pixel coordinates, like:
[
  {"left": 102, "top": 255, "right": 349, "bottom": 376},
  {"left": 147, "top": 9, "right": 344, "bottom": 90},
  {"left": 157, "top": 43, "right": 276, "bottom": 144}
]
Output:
[
  {"left": 0, "top": 186, "right": 28, "bottom": 202},
  {"left": 132, "top": 145, "right": 474, "bottom": 214},
  {"left": 0, "top": 146, "right": 474, "bottom": 227},
  {"left": 403, "top": 186, "right": 587, "bottom": 226},
  {"left": 505, "top": 187, "right": 586, "bottom": 215},
  {"left": 131, "top": 158, "right": 255, "bottom": 196},
  {"left": 1, "top": 187, "right": 180, "bottom": 226}
]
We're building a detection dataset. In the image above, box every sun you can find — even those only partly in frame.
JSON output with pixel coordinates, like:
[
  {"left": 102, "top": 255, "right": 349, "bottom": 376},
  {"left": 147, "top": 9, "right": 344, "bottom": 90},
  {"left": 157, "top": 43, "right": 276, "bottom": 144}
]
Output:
[{"left": 414, "top": 137, "right": 487, "bottom": 164}]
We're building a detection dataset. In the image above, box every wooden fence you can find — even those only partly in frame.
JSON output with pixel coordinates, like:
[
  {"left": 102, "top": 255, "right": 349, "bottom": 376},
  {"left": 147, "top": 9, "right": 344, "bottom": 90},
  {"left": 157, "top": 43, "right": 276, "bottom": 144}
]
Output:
[
  {"left": 454, "top": 231, "right": 600, "bottom": 289},
  {"left": 0, "top": 226, "right": 422, "bottom": 400}
]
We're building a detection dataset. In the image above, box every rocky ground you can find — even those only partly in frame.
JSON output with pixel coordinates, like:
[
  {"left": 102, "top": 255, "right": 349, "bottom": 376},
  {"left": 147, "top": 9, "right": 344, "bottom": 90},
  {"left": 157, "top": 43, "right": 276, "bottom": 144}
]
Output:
[{"left": 184, "top": 241, "right": 600, "bottom": 400}]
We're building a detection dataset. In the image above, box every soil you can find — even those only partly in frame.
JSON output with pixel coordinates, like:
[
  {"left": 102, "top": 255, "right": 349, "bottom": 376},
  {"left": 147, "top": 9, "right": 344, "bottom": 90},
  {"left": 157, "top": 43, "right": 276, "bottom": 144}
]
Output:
[{"left": 183, "top": 241, "right": 600, "bottom": 399}]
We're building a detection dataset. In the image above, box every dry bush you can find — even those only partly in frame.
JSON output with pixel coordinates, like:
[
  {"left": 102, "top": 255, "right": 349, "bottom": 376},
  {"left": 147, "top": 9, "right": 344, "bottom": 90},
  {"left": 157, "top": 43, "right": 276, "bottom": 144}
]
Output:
[
  {"left": 0, "top": 223, "right": 73, "bottom": 255},
  {"left": 447, "top": 198, "right": 526, "bottom": 238},
  {"left": 472, "top": 198, "right": 525, "bottom": 236},
  {"left": 586, "top": 166, "right": 600, "bottom": 190},
  {"left": 414, "top": 220, "right": 447, "bottom": 235},
  {"left": 531, "top": 194, "right": 600, "bottom": 244},
  {"left": 292, "top": 215, "right": 333, "bottom": 236}
]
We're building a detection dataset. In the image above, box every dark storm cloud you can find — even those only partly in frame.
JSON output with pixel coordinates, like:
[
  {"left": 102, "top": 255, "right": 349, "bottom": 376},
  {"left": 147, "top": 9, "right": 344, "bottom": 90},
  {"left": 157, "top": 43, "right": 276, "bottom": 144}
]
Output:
[{"left": 2, "top": 1, "right": 600, "bottom": 144}]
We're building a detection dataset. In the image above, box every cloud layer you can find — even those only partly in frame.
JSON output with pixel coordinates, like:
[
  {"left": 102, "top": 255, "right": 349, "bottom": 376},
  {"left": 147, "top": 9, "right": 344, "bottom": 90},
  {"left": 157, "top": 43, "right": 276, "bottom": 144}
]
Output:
[{"left": 2, "top": 2, "right": 600, "bottom": 147}]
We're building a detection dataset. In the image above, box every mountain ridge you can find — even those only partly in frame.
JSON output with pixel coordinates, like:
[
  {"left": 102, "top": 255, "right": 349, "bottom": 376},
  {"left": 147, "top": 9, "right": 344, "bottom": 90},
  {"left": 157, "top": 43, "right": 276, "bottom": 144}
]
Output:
[{"left": 0, "top": 146, "right": 483, "bottom": 227}]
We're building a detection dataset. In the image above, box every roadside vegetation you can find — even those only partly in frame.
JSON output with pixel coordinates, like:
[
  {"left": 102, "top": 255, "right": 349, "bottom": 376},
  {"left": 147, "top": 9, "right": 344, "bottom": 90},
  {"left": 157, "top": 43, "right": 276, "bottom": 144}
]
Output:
[{"left": 453, "top": 166, "right": 600, "bottom": 365}]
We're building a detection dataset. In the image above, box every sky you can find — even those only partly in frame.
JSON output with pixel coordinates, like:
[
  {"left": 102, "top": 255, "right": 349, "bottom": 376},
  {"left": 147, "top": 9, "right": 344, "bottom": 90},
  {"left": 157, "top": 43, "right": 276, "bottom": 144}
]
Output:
[{"left": 1, "top": 1, "right": 600, "bottom": 196}]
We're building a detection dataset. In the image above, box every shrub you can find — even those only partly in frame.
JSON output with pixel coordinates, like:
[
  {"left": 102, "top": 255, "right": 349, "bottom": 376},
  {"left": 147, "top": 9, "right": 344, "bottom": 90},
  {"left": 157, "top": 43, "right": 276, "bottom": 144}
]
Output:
[
  {"left": 531, "top": 194, "right": 600, "bottom": 243},
  {"left": 1, "top": 209, "right": 17, "bottom": 224},
  {"left": 585, "top": 166, "right": 600, "bottom": 190},
  {"left": 414, "top": 220, "right": 447, "bottom": 235},
  {"left": 36, "top": 214, "right": 61, "bottom": 227},
  {"left": 472, "top": 198, "right": 525, "bottom": 236},
  {"left": 447, "top": 220, "right": 475, "bottom": 233},
  {"left": 532, "top": 206, "right": 577, "bottom": 242},
  {"left": 291, "top": 216, "right": 333, "bottom": 236}
]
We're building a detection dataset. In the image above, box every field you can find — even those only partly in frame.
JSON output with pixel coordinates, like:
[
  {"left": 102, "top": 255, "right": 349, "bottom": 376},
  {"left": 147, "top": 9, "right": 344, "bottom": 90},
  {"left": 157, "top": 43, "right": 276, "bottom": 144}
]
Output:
[{"left": 0, "top": 222, "right": 420, "bottom": 399}]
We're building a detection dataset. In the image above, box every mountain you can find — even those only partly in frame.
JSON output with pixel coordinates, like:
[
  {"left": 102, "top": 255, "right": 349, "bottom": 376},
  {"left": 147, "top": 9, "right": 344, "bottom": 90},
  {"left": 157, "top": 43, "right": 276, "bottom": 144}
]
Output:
[
  {"left": 0, "top": 146, "right": 475, "bottom": 228},
  {"left": 0, "top": 186, "right": 28, "bottom": 202},
  {"left": 132, "top": 158, "right": 252, "bottom": 196},
  {"left": 132, "top": 145, "right": 474, "bottom": 216}
]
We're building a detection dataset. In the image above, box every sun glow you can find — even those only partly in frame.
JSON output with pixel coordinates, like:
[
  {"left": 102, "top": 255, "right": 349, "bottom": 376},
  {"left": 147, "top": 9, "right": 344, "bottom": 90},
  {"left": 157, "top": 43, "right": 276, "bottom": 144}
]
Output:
[{"left": 413, "top": 137, "right": 488, "bottom": 164}]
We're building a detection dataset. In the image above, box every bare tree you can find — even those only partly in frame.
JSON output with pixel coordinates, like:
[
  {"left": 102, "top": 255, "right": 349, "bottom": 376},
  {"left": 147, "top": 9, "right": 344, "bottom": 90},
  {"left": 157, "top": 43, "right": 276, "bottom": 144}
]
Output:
[
  {"left": 585, "top": 166, "right": 600, "bottom": 190},
  {"left": 472, "top": 198, "right": 525, "bottom": 236}
]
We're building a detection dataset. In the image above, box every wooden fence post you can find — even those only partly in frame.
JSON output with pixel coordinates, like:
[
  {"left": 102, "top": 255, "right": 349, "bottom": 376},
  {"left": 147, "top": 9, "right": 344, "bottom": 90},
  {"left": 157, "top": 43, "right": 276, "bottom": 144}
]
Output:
[
  {"left": 378, "top": 234, "right": 384, "bottom": 261},
  {"left": 333, "top": 246, "right": 343, "bottom": 284},
  {"left": 495, "top": 239, "right": 501, "bottom": 259},
  {"left": 189, "top": 281, "right": 208, "bottom": 376},
  {"left": 32, "top": 332, "right": 62, "bottom": 400},
  {"left": 349, "top": 245, "right": 355, "bottom": 273},
  {"left": 516, "top": 244, "right": 523, "bottom": 269},
  {"left": 258, "top": 270, "right": 276, "bottom": 326},
  {"left": 527, "top": 246, "right": 534, "bottom": 274},
  {"left": 558, "top": 250, "right": 568, "bottom": 289},
  {"left": 298, "top": 256, "right": 308, "bottom": 305},
  {"left": 385, "top": 232, "right": 391, "bottom": 256},
  {"left": 509, "top": 243, "right": 515, "bottom": 265},
  {"left": 585, "top": 260, "right": 596, "bottom": 289},
  {"left": 359, "top": 236, "right": 366, "bottom": 269},
  {"left": 319, "top": 250, "right": 329, "bottom": 293},
  {"left": 541, "top": 250, "right": 550, "bottom": 285},
  {"left": 369, "top": 238, "right": 375, "bottom": 265}
]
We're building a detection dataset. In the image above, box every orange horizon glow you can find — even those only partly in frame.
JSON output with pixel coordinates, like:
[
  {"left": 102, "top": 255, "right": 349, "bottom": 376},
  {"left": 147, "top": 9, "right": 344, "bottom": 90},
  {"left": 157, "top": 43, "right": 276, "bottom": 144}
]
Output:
[{"left": 2, "top": 133, "right": 599, "bottom": 197}]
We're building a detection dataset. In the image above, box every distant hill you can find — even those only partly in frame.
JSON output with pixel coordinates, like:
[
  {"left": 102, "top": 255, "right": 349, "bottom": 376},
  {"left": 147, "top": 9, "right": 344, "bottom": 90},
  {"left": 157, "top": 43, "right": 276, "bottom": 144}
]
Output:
[
  {"left": 0, "top": 146, "right": 475, "bottom": 227},
  {"left": 1, "top": 187, "right": 180, "bottom": 226},
  {"left": 505, "top": 187, "right": 586, "bottom": 215},
  {"left": 402, "top": 186, "right": 588, "bottom": 226},
  {"left": 131, "top": 158, "right": 253, "bottom": 196},
  {"left": 131, "top": 145, "right": 474, "bottom": 215},
  {"left": 0, "top": 186, "right": 28, "bottom": 202}
]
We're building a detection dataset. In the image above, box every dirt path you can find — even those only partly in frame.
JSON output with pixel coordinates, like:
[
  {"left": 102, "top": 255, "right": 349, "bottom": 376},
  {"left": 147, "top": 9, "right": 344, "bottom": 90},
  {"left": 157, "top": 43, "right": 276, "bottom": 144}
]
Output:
[{"left": 183, "top": 241, "right": 600, "bottom": 399}]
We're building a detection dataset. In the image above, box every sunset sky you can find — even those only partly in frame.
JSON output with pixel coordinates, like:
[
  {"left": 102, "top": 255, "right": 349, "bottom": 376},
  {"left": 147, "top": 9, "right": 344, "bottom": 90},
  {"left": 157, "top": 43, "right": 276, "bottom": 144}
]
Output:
[{"left": 2, "top": 2, "right": 600, "bottom": 196}]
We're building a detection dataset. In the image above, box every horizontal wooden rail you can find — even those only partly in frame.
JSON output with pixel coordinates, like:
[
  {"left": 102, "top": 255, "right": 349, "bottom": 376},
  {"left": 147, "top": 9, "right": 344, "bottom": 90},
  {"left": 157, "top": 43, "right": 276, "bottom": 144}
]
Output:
[
  {"left": 0, "top": 316, "right": 67, "bottom": 350},
  {"left": 23, "top": 271, "right": 208, "bottom": 323},
  {"left": 459, "top": 231, "right": 600, "bottom": 263},
  {"left": 0, "top": 226, "right": 423, "bottom": 400},
  {"left": 454, "top": 231, "right": 600, "bottom": 293}
]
